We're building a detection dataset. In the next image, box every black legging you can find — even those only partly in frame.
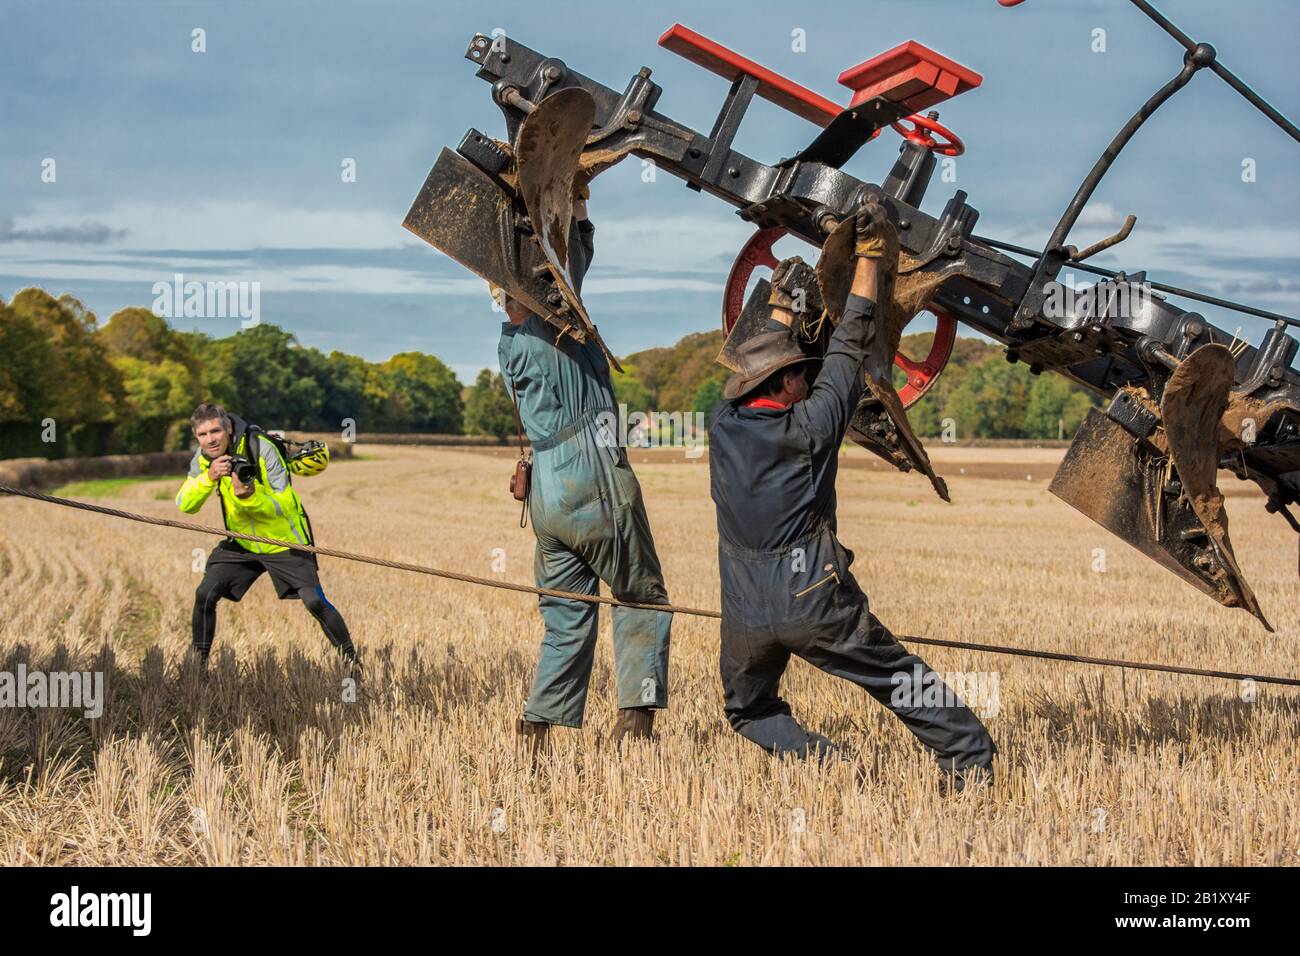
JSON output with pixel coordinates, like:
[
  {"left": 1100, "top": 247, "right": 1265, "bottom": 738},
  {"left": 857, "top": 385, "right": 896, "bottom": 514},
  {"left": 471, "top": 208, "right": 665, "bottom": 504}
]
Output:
[{"left": 191, "top": 581, "right": 357, "bottom": 663}]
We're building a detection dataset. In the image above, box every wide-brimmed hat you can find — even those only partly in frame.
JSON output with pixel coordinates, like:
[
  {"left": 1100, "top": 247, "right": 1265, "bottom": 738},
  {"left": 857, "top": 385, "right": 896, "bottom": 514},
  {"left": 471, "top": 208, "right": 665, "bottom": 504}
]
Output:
[{"left": 722, "top": 329, "right": 821, "bottom": 401}]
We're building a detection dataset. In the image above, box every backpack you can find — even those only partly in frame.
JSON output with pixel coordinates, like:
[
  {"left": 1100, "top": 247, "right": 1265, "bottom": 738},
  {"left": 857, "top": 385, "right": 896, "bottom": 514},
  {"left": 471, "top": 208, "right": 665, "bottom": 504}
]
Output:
[
  {"left": 245, "top": 425, "right": 330, "bottom": 480},
  {"left": 240, "top": 422, "right": 322, "bottom": 546}
]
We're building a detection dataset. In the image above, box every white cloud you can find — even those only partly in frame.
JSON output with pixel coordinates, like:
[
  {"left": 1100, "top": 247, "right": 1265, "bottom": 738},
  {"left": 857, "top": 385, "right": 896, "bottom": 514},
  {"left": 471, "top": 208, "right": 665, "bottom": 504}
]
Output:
[
  {"left": 5, "top": 200, "right": 414, "bottom": 252},
  {"left": 1074, "top": 201, "right": 1127, "bottom": 228},
  {"left": 6, "top": 200, "right": 1297, "bottom": 321},
  {"left": 0, "top": 206, "right": 743, "bottom": 298}
]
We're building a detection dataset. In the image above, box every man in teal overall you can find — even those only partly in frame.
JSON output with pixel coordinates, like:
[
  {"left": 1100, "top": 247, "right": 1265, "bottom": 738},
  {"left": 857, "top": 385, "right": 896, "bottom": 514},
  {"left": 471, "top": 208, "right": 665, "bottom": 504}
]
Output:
[{"left": 497, "top": 187, "right": 672, "bottom": 754}]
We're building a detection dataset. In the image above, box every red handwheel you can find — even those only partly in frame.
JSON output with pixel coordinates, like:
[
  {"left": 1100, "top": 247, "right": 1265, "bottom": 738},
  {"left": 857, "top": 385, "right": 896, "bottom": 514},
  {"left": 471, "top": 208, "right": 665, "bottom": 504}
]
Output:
[
  {"left": 890, "top": 113, "right": 964, "bottom": 156},
  {"left": 723, "top": 227, "right": 959, "bottom": 409}
]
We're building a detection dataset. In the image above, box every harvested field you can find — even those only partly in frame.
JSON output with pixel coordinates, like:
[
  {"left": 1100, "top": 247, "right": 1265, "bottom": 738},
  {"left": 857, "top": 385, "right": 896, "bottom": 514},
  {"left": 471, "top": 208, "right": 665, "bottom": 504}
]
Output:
[{"left": 0, "top": 444, "right": 1295, "bottom": 865}]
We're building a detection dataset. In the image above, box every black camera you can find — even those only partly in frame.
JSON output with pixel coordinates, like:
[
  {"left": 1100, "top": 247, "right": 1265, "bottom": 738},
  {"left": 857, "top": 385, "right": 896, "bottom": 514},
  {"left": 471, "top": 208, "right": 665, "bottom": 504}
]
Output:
[{"left": 228, "top": 455, "right": 257, "bottom": 485}]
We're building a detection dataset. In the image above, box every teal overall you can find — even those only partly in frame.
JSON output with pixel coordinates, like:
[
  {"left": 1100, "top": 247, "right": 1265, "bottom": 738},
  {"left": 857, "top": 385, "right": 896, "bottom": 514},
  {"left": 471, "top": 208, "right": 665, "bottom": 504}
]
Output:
[{"left": 497, "top": 218, "right": 672, "bottom": 727}]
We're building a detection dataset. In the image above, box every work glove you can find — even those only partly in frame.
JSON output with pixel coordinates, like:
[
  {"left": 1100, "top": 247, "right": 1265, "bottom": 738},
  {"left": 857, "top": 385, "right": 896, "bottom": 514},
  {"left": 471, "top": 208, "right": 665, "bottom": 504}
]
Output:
[
  {"left": 768, "top": 256, "right": 816, "bottom": 314},
  {"left": 854, "top": 202, "right": 896, "bottom": 259}
]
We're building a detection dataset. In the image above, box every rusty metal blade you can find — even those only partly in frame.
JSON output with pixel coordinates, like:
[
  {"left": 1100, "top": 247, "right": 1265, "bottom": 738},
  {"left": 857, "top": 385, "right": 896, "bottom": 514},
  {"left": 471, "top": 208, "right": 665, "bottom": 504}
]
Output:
[
  {"left": 515, "top": 87, "right": 625, "bottom": 372},
  {"left": 1050, "top": 405, "right": 1272, "bottom": 630},
  {"left": 517, "top": 90, "right": 595, "bottom": 312},
  {"left": 865, "top": 376, "right": 950, "bottom": 502},
  {"left": 402, "top": 147, "right": 552, "bottom": 321},
  {"left": 815, "top": 217, "right": 855, "bottom": 322},
  {"left": 717, "top": 279, "right": 774, "bottom": 372},
  {"left": 1161, "top": 344, "right": 1270, "bottom": 629}
]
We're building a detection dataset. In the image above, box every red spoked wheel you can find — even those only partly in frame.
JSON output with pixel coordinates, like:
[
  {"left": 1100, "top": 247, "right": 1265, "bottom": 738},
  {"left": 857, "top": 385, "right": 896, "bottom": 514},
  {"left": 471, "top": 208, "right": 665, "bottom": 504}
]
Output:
[
  {"left": 722, "top": 226, "right": 786, "bottom": 333},
  {"left": 890, "top": 113, "right": 965, "bottom": 157},
  {"left": 895, "top": 306, "right": 958, "bottom": 407},
  {"left": 723, "top": 227, "right": 959, "bottom": 409}
]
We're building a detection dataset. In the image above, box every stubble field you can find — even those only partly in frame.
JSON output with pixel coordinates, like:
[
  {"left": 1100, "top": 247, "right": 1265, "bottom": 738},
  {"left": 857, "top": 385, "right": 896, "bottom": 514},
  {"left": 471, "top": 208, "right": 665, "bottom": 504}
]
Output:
[{"left": 0, "top": 443, "right": 1295, "bottom": 865}]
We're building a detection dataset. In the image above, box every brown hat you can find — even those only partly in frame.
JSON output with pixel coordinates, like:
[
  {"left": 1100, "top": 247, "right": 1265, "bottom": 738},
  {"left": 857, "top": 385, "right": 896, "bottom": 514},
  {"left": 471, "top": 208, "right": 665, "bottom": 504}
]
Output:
[{"left": 722, "top": 329, "right": 821, "bottom": 401}]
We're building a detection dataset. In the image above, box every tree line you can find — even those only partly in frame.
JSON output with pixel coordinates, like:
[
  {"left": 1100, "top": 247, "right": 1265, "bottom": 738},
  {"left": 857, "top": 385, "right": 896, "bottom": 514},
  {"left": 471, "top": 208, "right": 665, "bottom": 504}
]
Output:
[
  {"left": 1, "top": 287, "right": 1100, "bottom": 460},
  {"left": 0, "top": 288, "right": 516, "bottom": 457}
]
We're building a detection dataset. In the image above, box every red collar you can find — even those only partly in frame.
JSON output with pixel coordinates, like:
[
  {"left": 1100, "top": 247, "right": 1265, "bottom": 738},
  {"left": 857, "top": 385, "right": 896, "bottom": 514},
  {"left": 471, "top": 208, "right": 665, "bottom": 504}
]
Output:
[{"left": 744, "top": 397, "right": 790, "bottom": 410}]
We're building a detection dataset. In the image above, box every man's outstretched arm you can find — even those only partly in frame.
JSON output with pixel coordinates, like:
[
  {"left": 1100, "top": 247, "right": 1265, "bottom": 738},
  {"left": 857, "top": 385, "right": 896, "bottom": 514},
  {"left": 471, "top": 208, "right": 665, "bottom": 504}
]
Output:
[
  {"left": 572, "top": 175, "right": 595, "bottom": 290},
  {"left": 798, "top": 206, "right": 895, "bottom": 445}
]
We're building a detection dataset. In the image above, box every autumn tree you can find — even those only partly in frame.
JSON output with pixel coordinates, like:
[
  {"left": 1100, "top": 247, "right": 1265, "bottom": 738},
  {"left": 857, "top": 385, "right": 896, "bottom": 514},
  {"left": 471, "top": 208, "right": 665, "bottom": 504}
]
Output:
[{"left": 463, "top": 369, "right": 516, "bottom": 437}]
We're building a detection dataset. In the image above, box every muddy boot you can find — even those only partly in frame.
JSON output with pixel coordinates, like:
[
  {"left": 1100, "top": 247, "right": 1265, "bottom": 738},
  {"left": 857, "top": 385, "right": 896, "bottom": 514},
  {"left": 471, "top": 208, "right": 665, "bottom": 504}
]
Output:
[
  {"left": 614, "top": 707, "right": 655, "bottom": 749},
  {"left": 939, "top": 764, "right": 993, "bottom": 797},
  {"left": 517, "top": 718, "right": 551, "bottom": 764},
  {"left": 343, "top": 651, "right": 364, "bottom": 686},
  {"left": 189, "top": 645, "right": 210, "bottom": 676}
]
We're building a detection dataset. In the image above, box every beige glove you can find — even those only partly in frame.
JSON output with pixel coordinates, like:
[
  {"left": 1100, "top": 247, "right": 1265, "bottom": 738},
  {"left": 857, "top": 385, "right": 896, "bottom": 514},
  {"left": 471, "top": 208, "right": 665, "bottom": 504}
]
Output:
[{"left": 854, "top": 202, "right": 894, "bottom": 259}]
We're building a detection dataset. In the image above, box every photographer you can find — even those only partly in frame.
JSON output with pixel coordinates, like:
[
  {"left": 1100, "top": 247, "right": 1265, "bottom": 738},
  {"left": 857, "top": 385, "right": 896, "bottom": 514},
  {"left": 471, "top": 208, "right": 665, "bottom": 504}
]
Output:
[{"left": 175, "top": 402, "right": 360, "bottom": 672}]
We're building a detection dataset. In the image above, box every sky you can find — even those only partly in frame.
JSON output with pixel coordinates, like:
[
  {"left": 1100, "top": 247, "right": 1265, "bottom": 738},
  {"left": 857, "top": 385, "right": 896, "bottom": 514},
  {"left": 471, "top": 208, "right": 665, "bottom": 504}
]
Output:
[{"left": 4, "top": 0, "right": 1298, "bottom": 385}]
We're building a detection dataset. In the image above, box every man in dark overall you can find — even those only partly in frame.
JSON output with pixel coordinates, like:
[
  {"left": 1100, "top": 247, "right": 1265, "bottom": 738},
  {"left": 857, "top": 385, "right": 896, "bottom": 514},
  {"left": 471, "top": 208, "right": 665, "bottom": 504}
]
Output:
[
  {"left": 707, "top": 204, "right": 996, "bottom": 791},
  {"left": 497, "top": 183, "right": 672, "bottom": 754}
]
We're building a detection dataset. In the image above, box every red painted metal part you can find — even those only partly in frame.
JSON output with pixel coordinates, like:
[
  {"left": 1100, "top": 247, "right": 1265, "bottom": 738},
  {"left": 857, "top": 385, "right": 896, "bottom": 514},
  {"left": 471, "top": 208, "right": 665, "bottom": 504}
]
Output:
[
  {"left": 837, "top": 40, "right": 982, "bottom": 114},
  {"left": 891, "top": 112, "right": 965, "bottom": 156},
  {"left": 723, "top": 228, "right": 959, "bottom": 409},
  {"left": 658, "top": 24, "right": 842, "bottom": 127},
  {"left": 659, "top": 25, "right": 981, "bottom": 127}
]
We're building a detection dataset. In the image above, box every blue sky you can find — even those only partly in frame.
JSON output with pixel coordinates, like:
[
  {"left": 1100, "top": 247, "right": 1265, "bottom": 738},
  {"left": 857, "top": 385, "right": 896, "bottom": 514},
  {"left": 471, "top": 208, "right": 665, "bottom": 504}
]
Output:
[{"left": 4, "top": 0, "right": 1298, "bottom": 384}]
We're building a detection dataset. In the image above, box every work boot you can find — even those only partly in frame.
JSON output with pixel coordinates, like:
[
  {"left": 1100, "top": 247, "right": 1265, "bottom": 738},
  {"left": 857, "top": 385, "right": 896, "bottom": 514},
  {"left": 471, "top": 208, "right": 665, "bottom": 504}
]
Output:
[
  {"left": 517, "top": 717, "right": 551, "bottom": 764},
  {"left": 939, "top": 764, "right": 993, "bottom": 797},
  {"left": 798, "top": 731, "right": 840, "bottom": 763},
  {"left": 342, "top": 650, "right": 364, "bottom": 686},
  {"left": 614, "top": 706, "right": 655, "bottom": 748},
  {"left": 189, "top": 645, "right": 210, "bottom": 675}
]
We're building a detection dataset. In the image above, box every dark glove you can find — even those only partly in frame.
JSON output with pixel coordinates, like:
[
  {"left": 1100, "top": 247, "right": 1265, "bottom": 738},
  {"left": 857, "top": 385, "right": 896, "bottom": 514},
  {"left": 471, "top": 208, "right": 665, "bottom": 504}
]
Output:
[{"left": 768, "top": 256, "right": 818, "bottom": 314}]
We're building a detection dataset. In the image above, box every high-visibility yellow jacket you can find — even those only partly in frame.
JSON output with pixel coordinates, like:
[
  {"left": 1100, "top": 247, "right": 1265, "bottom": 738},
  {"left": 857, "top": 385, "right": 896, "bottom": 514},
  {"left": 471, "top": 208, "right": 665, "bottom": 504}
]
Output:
[{"left": 175, "top": 422, "right": 312, "bottom": 554}]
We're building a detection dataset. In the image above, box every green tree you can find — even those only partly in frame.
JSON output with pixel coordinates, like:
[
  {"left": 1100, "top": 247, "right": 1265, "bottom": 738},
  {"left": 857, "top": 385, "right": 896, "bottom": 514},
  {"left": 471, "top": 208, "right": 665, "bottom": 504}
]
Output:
[
  {"left": 1062, "top": 389, "right": 1100, "bottom": 436},
  {"left": 373, "top": 352, "right": 464, "bottom": 432},
  {"left": 611, "top": 362, "right": 654, "bottom": 412},
  {"left": 318, "top": 350, "right": 373, "bottom": 434},
  {"left": 0, "top": 297, "right": 48, "bottom": 419},
  {"left": 1025, "top": 374, "right": 1067, "bottom": 439},
  {"left": 98, "top": 307, "right": 204, "bottom": 419},
  {"left": 109, "top": 356, "right": 202, "bottom": 420},
  {"left": 1025, "top": 370, "right": 1103, "bottom": 439},
  {"left": 3, "top": 289, "right": 124, "bottom": 422},
  {"left": 623, "top": 330, "right": 727, "bottom": 412},
  {"left": 463, "top": 369, "right": 517, "bottom": 437},
  {"left": 205, "top": 324, "right": 325, "bottom": 429},
  {"left": 692, "top": 377, "right": 724, "bottom": 415},
  {"left": 944, "top": 353, "right": 1034, "bottom": 438}
]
